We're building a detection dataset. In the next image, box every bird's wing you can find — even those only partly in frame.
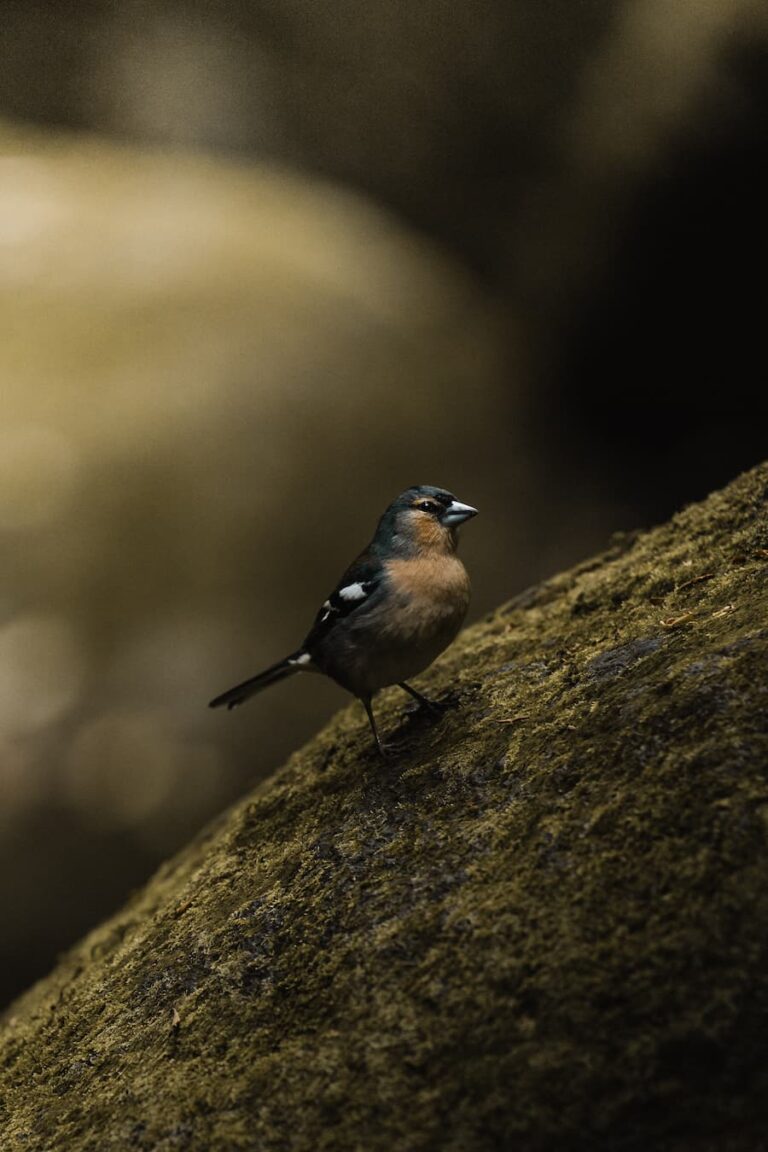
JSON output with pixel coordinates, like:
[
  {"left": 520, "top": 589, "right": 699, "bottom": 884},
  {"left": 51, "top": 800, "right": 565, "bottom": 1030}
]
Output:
[{"left": 303, "top": 551, "right": 384, "bottom": 652}]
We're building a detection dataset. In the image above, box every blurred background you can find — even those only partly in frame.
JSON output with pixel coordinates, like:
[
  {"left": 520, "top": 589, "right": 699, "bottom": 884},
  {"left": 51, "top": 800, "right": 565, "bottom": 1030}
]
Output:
[{"left": 1, "top": 0, "right": 766, "bottom": 1008}]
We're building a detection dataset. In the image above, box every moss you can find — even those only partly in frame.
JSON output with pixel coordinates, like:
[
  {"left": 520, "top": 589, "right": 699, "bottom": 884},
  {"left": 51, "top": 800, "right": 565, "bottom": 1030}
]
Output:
[{"left": 2, "top": 464, "right": 768, "bottom": 1151}]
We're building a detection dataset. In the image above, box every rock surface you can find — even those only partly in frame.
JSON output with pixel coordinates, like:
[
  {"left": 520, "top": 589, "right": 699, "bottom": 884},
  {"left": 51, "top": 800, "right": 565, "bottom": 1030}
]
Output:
[{"left": 1, "top": 464, "right": 767, "bottom": 1150}]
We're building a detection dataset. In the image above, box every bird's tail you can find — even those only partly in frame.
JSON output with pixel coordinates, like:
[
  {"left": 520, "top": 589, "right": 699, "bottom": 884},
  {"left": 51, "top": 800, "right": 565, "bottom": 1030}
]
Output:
[{"left": 208, "top": 651, "right": 309, "bottom": 711}]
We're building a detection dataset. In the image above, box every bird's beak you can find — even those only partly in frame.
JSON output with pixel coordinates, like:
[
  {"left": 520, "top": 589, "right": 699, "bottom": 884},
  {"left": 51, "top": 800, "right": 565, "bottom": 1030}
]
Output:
[{"left": 442, "top": 500, "right": 478, "bottom": 526}]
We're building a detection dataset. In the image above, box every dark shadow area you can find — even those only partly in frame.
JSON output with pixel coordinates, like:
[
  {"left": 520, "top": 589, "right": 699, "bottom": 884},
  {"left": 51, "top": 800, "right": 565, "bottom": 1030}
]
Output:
[{"left": 538, "top": 42, "right": 768, "bottom": 523}]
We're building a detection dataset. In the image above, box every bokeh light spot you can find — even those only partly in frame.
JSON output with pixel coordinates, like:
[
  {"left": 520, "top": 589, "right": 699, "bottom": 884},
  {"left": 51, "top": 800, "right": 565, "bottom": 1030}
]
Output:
[
  {"left": 0, "top": 425, "right": 80, "bottom": 530},
  {"left": 0, "top": 615, "right": 83, "bottom": 735}
]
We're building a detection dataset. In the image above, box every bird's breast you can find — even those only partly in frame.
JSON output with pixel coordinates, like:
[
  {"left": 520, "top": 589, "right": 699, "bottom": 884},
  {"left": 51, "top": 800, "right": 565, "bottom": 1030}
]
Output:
[
  {"left": 313, "top": 552, "right": 471, "bottom": 696},
  {"left": 383, "top": 553, "right": 471, "bottom": 640}
]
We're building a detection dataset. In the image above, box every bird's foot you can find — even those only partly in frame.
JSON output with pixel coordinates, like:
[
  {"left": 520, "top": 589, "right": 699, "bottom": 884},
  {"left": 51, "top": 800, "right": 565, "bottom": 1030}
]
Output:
[
  {"left": 373, "top": 735, "right": 408, "bottom": 760},
  {"left": 400, "top": 684, "right": 460, "bottom": 720},
  {"left": 400, "top": 677, "right": 460, "bottom": 714},
  {"left": 414, "top": 696, "right": 450, "bottom": 717}
]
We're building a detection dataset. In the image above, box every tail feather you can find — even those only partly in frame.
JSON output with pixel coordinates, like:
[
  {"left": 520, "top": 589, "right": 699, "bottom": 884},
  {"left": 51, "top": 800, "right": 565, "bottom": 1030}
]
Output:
[{"left": 209, "top": 651, "right": 307, "bottom": 710}]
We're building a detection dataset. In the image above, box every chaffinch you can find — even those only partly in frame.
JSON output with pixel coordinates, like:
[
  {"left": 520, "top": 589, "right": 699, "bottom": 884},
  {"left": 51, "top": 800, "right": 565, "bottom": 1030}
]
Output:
[{"left": 209, "top": 485, "right": 478, "bottom": 755}]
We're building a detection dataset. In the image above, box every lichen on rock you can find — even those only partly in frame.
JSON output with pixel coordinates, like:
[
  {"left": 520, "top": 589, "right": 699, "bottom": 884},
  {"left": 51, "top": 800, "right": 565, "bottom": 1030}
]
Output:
[{"left": 1, "top": 464, "right": 767, "bottom": 1151}]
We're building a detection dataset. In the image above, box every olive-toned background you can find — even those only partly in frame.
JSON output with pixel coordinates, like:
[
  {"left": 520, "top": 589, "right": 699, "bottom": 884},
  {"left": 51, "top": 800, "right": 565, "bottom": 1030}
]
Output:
[{"left": 1, "top": 0, "right": 767, "bottom": 1008}]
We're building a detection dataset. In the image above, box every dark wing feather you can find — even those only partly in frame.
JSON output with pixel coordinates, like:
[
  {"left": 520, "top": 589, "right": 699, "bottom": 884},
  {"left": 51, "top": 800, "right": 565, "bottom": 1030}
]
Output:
[{"left": 303, "top": 551, "right": 383, "bottom": 653}]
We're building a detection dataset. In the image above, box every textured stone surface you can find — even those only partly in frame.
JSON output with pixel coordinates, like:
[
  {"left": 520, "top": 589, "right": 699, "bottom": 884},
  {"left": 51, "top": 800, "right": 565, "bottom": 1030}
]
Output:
[{"left": 1, "top": 464, "right": 767, "bottom": 1150}]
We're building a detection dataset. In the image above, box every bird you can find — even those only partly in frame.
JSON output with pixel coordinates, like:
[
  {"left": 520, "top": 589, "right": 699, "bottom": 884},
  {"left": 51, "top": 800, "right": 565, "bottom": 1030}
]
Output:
[{"left": 209, "top": 485, "right": 478, "bottom": 755}]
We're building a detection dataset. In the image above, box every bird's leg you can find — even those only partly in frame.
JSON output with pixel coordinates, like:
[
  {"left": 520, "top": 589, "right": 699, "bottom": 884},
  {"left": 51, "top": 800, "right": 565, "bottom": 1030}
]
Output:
[
  {"left": 362, "top": 695, "right": 388, "bottom": 757},
  {"left": 398, "top": 681, "right": 446, "bottom": 714}
]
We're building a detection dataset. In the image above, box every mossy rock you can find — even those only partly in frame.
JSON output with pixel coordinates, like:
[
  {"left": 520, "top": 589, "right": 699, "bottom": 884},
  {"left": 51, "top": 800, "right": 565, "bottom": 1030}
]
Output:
[{"left": 2, "top": 465, "right": 767, "bottom": 1151}]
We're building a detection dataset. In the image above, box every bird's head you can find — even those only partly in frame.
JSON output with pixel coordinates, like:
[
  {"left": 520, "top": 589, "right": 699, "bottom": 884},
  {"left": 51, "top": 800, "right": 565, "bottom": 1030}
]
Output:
[{"left": 375, "top": 485, "right": 478, "bottom": 556}]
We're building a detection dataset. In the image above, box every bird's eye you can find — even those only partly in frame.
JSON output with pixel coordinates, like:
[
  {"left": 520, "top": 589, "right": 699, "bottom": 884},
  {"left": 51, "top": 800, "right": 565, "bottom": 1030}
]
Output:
[{"left": 418, "top": 501, "right": 439, "bottom": 514}]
